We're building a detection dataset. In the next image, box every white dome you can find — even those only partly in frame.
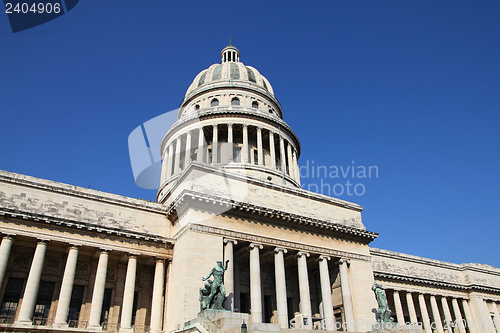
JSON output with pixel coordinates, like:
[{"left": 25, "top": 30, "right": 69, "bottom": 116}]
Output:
[{"left": 184, "top": 46, "right": 274, "bottom": 98}]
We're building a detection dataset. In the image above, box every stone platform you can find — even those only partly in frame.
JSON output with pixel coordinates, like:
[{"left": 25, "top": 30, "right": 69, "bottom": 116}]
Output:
[{"left": 368, "top": 322, "right": 423, "bottom": 333}]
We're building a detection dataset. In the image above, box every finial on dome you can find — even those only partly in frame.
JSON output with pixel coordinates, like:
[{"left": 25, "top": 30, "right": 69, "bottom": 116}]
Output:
[{"left": 221, "top": 44, "right": 240, "bottom": 63}]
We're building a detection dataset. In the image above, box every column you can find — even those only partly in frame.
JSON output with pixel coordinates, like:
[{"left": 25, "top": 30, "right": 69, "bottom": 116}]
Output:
[
  {"left": 393, "top": 290, "right": 405, "bottom": 325},
  {"left": 120, "top": 255, "right": 137, "bottom": 332},
  {"left": 469, "top": 295, "right": 495, "bottom": 332},
  {"left": 292, "top": 150, "right": 299, "bottom": 183},
  {"left": 273, "top": 247, "right": 288, "bottom": 329},
  {"left": 430, "top": 295, "right": 444, "bottom": 333},
  {"left": 257, "top": 127, "right": 263, "bottom": 166},
  {"left": 440, "top": 297, "right": 453, "bottom": 333},
  {"left": 150, "top": 259, "right": 165, "bottom": 333},
  {"left": 16, "top": 240, "right": 48, "bottom": 325},
  {"left": 197, "top": 128, "right": 205, "bottom": 163},
  {"left": 405, "top": 292, "right": 418, "bottom": 326},
  {"left": 88, "top": 250, "right": 109, "bottom": 329},
  {"left": 174, "top": 137, "right": 182, "bottom": 174},
  {"left": 227, "top": 123, "right": 234, "bottom": 162},
  {"left": 249, "top": 243, "right": 263, "bottom": 324},
  {"left": 451, "top": 298, "right": 467, "bottom": 333},
  {"left": 318, "top": 255, "right": 335, "bottom": 330},
  {"left": 489, "top": 302, "right": 500, "bottom": 333},
  {"left": 462, "top": 299, "right": 476, "bottom": 333},
  {"left": 269, "top": 131, "right": 276, "bottom": 169},
  {"left": 242, "top": 125, "right": 249, "bottom": 164},
  {"left": 338, "top": 259, "right": 355, "bottom": 332},
  {"left": 286, "top": 142, "right": 293, "bottom": 177},
  {"left": 296, "top": 252, "right": 312, "bottom": 321},
  {"left": 184, "top": 131, "right": 192, "bottom": 168},
  {"left": 212, "top": 125, "right": 218, "bottom": 164},
  {"left": 0, "top": 235, "right": 13, "bottom": 287},
  {"left": 223, "top": 239, "right": 237, "bottom": 311},
  {"left": 418, "top": 294, "right": 432, "bottom": 333},
  {"left": 160, "top": 147, "right": 168, "bottom": 185},
  {"left": 279, "top": 136, "right": 286, "bottom": 173},
  {"left": 166, "top": 144, "right": 174, "bottom": 178},
  {"left": 53, "top": 246, "right": 80, "bottom": 328}
]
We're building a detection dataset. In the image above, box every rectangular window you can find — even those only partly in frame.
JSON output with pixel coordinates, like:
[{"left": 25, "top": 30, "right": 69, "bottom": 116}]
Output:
[
  {"left": 0, "top": 278, "right": 25, "bottom": 323},
  {"left": 100, "top": 288, "right": 113, "bottom": 326},
  {"left": 33, "top": 281, "right": 55, "bottom": 325},
  {"left": 68, "top": 285, "right": 85, "bottom": 327}
]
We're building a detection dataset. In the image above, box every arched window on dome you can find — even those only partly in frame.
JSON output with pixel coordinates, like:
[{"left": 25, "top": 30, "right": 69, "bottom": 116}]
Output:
[
  {"left": 252, "top": 101, "right": 259, "bottom": 109},
  {"left": 211, "top": 99, "right": 219, "bottom": 107},
  {"left": 195, "top": 104, "right": 200, "bottom": 111},
  {"left": 231, "top": 97, "right": 240, "bottom": 106}
]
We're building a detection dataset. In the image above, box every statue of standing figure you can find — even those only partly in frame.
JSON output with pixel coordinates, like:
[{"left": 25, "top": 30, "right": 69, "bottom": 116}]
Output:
[
  {"left": 372, "top": 282, "right": 394, "bottom": 323},
  {"left": 199, "top": 260, "right": 229, "bottom": 311}
]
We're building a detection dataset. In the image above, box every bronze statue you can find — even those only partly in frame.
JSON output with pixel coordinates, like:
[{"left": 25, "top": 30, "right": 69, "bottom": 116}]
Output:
[
  {"left": 372, "top": 282, "right": 393, "bottom": 323},
  {"left": 200, "top": 260, "right": 229, "bottom": 311}
]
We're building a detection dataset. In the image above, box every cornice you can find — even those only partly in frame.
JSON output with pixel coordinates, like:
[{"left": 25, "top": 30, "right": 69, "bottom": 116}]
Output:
[
  {"left": 166, "top": 188, "right": 377, "bottom": 242},
  {"left": 0, "top": 206, "right": 173, "bottom": 244},
  {"left": 374, "top": 272, "right": 500, "bottom": 294},
  {"left": 370, "top": 248, "right": 461, "bottom": 270},
  {"left": 159, "top": 162, "right": 364, "bottom": 213},
  {"left": 174, "top": 223, "right": 371, "bottom": 261},
  {"left": 0, "top": 170, "right": 166, "bottom": 214}
]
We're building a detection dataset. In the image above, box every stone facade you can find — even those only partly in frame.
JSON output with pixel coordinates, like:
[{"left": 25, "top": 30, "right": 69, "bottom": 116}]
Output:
[{"left": 0, "top": 45, "right": 498, "bottom": 333}]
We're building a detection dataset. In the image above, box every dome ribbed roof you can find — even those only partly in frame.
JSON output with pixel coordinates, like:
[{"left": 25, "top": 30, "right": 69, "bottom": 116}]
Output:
[{"left": 184, "top": 45, "right": 274, "bottom": 97}]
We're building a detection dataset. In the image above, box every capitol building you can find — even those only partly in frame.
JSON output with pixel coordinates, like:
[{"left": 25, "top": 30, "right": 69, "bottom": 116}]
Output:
[{"left": 0, "top": 45, "right": 499, "bottom": 333}]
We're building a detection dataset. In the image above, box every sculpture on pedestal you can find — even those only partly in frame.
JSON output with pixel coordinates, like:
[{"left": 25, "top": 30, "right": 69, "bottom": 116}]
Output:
[
  {"left": 372, "top": 282, "right": 394, "bottom": 323},
  {"left": 199, "top": 260, "right": 229, "bottom": 311}
]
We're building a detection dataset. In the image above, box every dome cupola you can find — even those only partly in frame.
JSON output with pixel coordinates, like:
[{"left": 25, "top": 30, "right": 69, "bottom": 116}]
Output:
[{"left": 158, "top": 45, "right": 301, "bottom": 202}]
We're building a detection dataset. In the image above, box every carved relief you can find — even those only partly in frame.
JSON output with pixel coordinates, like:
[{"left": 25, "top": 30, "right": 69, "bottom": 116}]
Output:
[
  {"left": 42, "top": 257, "right": 60, "bottom": 275},
  {"left": 76, "top": 263, "right": 89, "bottom": 278},
  {"left": 11, "top": 253, "right": 30, "bottom": 270},
  {"left": 106, "top": 267, "right": 115, "bottom": 281}
]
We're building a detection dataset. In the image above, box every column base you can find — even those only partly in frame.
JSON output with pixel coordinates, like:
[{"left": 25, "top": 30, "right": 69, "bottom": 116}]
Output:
[
  {"left": 87, "top": 324, "right": 104, "bottom": 331},
  {"left": 52, "top": 322, "right": 69, "bottom": 329},
  {"left": 14, "top": 319, "right": 33, "bottom": 327},
  {"left": 119, "top": 328, "right": 134, "bottom": 333}
]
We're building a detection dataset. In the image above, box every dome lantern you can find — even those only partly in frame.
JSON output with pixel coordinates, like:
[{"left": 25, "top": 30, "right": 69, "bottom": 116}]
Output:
[{"left": 221, "top": 45, "right": 240, "bottom": 63}]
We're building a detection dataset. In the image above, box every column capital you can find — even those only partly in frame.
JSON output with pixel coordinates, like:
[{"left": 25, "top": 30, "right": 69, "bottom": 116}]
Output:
[
  {"left": 272, "top": 247, "right": 287, "bottom": 254},
  {"left": 2, "top": 235, "right": 15, "bottom": 241},
  {"left": 36, "top": 239, "right": 49, "bottom": 245},
  {"left": 224, "top": 238, "right": 238, "bottom": 245},
  {"left": 248, "top": 243, "right": 263, "bottom": 250},
  {"left": 213, "top": 124, "right": 218, "bottom": 129},
  {"left": 257, "top": 126, "right": 263, "bottom": 131},
  {"left": 295, "top": 251, "right": 310, "bottom": 258},
  {"left": 68, "top": 245, "right": 81, "bottom": 251},
  {"left": 154, "top": 257, "right": 165, "bottom": 263},
  {"left": 127, "top": 253, "right": 139, "bottom": 259},
  {"left": 227, "top": 122, "right": 233, "bottom": 127},
  {"left": 98, "top": 247, "right": 111, "bottom": 253},
  {"left": 337, "top": 258, "right": 350, "bottom": 266},
  {"left": 242, "top": 124, "right": 249, "bottom": 129},
  {"left": 316, "top": 254, "right": 331, "bottom": 262}
]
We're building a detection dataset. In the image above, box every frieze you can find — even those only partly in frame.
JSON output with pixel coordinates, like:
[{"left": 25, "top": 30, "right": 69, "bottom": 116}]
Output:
[
  {"left": 372, "top": 258, "right": 462, "bottom": 285},
  {"left": 174, "top": 223, "right": 371, "bottom": 262}
]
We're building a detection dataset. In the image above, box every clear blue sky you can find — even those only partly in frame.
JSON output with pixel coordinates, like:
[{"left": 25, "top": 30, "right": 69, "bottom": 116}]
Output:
[{"left": 1, "top": 1, "right": 499, "bottom": 267}]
